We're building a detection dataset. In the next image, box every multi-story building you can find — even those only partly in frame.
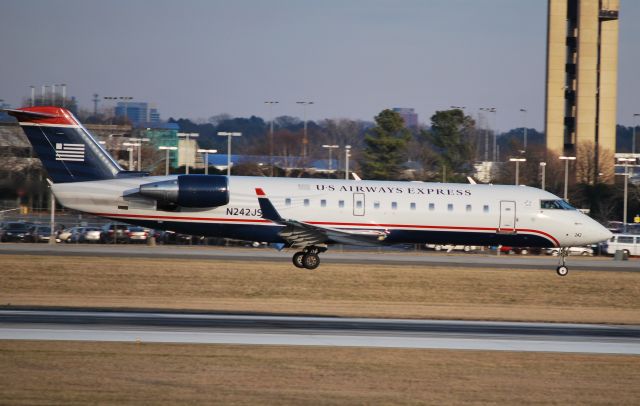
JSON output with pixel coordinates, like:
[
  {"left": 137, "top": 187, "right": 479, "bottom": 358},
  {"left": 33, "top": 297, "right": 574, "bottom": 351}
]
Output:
[
  {"left": 545, "top": 0, "right": 619, "bottom": 182},
  {"left": 115, "top": 102, "right": 161, "bottom": 126},
  {"left": 392, "top": 108, "right": 419, "bottom": 129}
]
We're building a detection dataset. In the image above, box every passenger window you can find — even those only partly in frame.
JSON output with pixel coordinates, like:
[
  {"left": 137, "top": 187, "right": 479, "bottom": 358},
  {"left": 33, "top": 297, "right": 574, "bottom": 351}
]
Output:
[
  {"left": 483, "top": 205, "right": 489, "bottom": 213},
  {"left": 619, "top": 236, "right": 634, "bottom": 244},
  {"left": 391, "top": 202, "right": 398, "bottom": 210},
  {"left": 321, "top": 199, "right": 327, "bottom": 207},
  {"left": 428, "top": 203, "right": 435, "bottom": 211},
  {"left": 285, "top": 198, "right": 291, "bottom": 206},
  {"left": 447, "top": 204, "right": 453, "bottom": 212},
  {"left": 410, "top": 202, "right": 416, "bottom": 210},
  {"left": 466, "top": 204, "right": 472, "bottom": 212},
  {"left": 339, "top": 200, "right": 345, "bottom": 208},
  {"left": 374, "top": 201, "right": 380, "bottom": 209},
  {"left": 303, "top": 199, "right": 310, "bottom": 207}
]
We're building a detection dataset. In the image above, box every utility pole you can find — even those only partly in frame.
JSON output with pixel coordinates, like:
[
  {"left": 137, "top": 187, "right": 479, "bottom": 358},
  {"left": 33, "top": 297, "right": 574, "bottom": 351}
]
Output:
[
  {"left": 217, "top": 132, "right": 242, "bottom": 176},
  {"left": 296, "top": 101, "right": 314, "bottom": 158},
  {"left": 265, "top": 101, "right": 279, "bottom": 176}
]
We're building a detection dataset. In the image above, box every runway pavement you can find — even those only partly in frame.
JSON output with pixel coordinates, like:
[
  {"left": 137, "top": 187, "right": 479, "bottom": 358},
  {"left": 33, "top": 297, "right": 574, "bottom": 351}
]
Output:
[
  {"left": 1, "top": 309, "right": 639, "bottom": 355},
  {"left": 0, "top": 243, "right": 637, "bottom": 271}
]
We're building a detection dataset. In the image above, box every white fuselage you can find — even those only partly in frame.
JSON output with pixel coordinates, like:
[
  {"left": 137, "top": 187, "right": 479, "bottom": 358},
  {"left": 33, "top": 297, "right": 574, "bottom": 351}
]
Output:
[{"left": 52, "top": 175, "right": 612, "bottom": 248}]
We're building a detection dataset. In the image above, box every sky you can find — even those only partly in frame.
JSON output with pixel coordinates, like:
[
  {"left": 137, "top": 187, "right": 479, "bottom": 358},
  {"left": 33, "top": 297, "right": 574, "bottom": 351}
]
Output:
[{"left": 1, "top": 0, "right": 639, "bottom": 132}]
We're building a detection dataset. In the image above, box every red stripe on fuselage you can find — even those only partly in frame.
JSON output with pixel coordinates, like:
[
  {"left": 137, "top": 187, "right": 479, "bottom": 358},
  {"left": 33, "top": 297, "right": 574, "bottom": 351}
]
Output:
[{"left": 90, "top": 212, "right": 559, "bottom": 246}]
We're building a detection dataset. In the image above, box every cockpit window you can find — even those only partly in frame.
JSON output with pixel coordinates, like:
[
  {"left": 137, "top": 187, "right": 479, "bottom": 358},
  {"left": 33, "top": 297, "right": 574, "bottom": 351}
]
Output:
[{"left": 540, "top": 199, "right": 576, "bottom": 210}]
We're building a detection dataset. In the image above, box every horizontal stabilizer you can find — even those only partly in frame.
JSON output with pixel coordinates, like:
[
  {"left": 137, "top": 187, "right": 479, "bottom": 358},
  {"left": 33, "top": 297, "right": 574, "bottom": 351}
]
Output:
[{"left": 2, "top": 108, "right": 57, "bottom": 119}]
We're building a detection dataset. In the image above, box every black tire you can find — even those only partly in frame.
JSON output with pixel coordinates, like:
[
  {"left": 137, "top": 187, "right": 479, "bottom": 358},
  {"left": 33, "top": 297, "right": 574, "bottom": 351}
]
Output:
[
  {"left": 302, "top": 253, "right": 320, "bottom": 270},
  {"left": 556, "top": 265, "right": 569, "bottom": 277},
  {"left": 292, "top": 252, "right": 305, "bottom": 268}
]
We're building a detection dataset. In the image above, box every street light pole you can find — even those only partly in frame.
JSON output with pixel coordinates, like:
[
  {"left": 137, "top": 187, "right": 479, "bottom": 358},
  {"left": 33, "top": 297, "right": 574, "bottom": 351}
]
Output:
[
  {"left": 322, "top": 145, "right": 339, "bottom": 171},
  {"left": 539, "top": 162, "right": 547, "bottom": 190},
  {"left": 479, "top": 107, "right": 495, "bottom": 161},
  {"left": 104, "top": 96, "right": 133, "bottom": 123},
  {"left": 345, "top": 145, "right": 351, "bottom": 180},
  {"left": 633, "top": 113, "right": 640, "bottom": 156},
  {"left": 159, "top": 146, "right": 177, "bottom": 176},
  {"left": 265, "top": 101, "right": 279, "bottom": 176},
  {"left": 49, "top": 186, "right": 56, "bottom": 245},
  {"left": 490, "top": 108, "right": 498, "bottom": 161},
  {"left": 296, "top": 101, "right": 314, "bottom": 158},
  {"left": 123, "top": 142, "right": 140, "bottom": 170},
  {"left": 129, "top": 137, "right": 149, "bottom": 171},
  {"left": 509, "top": 158, "right": 526, "bottom": 185},
  {"left": 217, "top": 132, "right": 242, "bottom": 176},
  {"left": 616, "top": 158, "right": 635, "bottom": 233},
  {"left": 197, "top": 149, "right": 218, "bottom": 175},
  {"left": 559, "top": 156, "right": 576, "bottom": 201},
  {"left": 520, "top": 108, "right": 527, "bottom": 151}
]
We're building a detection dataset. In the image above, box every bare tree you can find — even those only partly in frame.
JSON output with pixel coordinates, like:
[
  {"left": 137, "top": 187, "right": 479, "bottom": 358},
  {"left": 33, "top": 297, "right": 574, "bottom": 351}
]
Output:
[{"left": 575, "top": 141, "right": 614, "bottom": 184}]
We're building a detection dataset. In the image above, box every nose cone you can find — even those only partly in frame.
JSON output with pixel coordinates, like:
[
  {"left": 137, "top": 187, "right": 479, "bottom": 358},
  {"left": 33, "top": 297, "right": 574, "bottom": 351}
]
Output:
[
  {"left": 588, "top": 220, "right": 613, "bottom": 244},
  {"left": 598, "top": 226, "right": 614, "bottom": 242}
]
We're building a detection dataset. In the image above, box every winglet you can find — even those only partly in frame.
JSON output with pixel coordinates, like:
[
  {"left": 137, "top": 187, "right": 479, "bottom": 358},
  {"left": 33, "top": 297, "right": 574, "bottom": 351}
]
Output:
[{"left": 255, "top": 188, "right": 284, "bottom": 222}]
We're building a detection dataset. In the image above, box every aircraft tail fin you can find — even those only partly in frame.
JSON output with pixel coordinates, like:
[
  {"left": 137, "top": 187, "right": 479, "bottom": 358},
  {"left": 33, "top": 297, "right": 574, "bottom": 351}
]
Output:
[{"left": 5, "top": 106, "right": 126, "bottom": 183}]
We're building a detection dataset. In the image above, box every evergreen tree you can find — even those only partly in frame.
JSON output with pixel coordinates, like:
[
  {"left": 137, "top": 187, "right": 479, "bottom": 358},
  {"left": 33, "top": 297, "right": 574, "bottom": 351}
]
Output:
[
  {"left": 360, "top": 109, "right": 411, "bottom": 180},
  {"left": 423, "top": 109, "right": 475, "bottom": 181}
]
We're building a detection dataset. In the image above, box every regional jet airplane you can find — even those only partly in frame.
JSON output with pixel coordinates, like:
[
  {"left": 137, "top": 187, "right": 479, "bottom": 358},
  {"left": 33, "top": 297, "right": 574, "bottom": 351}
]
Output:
[{"left": 5, "top": 107, "right": 612, "bottom": 275}]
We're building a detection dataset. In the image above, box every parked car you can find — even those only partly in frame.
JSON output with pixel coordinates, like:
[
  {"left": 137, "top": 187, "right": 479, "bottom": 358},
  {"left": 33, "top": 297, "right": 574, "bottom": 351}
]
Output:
[
  {"left": 426, "top": 244, "right": 477, "bottom": 252},
  {"left": 127, "top": 226, "right": 149, "bottom": 243},
  {"left": 0, "top": 222, "right": 32, "bottom": 242},
  {"left": 158, "top": 230, "right": 194, "bottom": 245},
  {"left": 64, "top": 226, "right": 101, "bottom": 243},
  {"left": 58, "top": 227, "right": 75, "bottom": 242},
  {"left": 545, "top": 246, "right": 594, "bottom": 256},
  {"left": 60, "top": 226, "right": 88, "bottom": 243},
  {"left": 497, "top": 246, "right": 542, "bottom": 255},
  {"left": 26, "top": 225, "right": 54, "bottom": 243},
  {"left": 80, "top": 227, "right": 102, "bottom": 243},
  {"left": 100, "top": 223, "right": 130, "bottom": 243},
  {"left": 602, "top": 234, "right": 640, "bottom": 257}
]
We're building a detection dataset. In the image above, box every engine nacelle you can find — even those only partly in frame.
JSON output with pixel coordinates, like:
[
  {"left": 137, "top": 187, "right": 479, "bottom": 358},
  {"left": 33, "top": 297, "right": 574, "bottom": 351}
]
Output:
[{"left": 138, "top": 175, "right": 229, "bottom": 208}]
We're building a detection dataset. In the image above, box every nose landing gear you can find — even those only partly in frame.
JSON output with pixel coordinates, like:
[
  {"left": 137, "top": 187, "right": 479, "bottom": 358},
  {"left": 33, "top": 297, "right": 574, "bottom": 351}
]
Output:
[
  {"left": 292, "top": 246, "right": 327, "bottom": 270},
  {"left": 556, "top": 247, "right": 569, "bottom": 276}
]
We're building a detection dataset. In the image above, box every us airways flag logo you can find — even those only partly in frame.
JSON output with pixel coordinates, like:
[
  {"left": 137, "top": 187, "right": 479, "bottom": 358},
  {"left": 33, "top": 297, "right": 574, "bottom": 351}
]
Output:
[{"left": 55, "top": 143, "right": 85, "bottom": 162}]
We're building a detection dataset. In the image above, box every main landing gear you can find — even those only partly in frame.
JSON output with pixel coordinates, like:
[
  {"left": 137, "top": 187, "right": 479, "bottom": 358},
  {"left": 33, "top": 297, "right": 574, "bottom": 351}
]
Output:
[
  {"left": 556, "top": 247, "right": 569, "bottom": 276},
  {"left": 292, "top": 246, "right": 327, "bottom": 270}
]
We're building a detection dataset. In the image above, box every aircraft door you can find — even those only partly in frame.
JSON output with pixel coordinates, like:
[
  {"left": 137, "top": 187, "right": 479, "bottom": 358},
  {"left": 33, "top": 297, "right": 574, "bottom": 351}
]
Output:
[
  {"left": 353, "top": 193, "right": 365, "bottom": 216},
  {"left": 498, "top": 200, "right": 516, "bottom": 233}
]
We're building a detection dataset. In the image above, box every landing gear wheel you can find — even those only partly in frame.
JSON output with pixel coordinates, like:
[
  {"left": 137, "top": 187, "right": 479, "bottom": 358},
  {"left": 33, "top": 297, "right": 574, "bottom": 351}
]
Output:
[
  {"left": 292, "top": 252, "right": 305, "bottom": 268},
  {"left": 556, "top": 247, "right": 569, "bottom": 276},
  {"left": 302, "top": 253, "right": 320, "bottom": 270}
]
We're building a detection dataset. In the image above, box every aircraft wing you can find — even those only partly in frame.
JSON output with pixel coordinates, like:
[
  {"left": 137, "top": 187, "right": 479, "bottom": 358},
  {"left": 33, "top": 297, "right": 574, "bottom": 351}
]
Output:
[{"left": 255, "top": 188, "right": 389, "bottom": 247}]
